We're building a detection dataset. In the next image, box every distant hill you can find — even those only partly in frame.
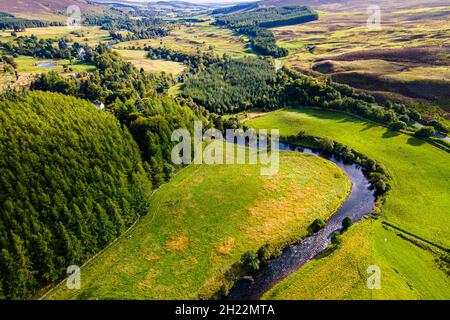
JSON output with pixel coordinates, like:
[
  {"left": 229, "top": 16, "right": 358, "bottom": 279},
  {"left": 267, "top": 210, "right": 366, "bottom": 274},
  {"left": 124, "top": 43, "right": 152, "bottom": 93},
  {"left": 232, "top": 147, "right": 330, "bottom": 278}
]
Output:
[
  {"left": 0, "top": 0, "right": 111, "bottom": 21},
  {"left": 261, "top": 0, "right": 450, "bottom": 11},
  {"left": 218, "top": 0, "right": 450, "bottom": 13},
  {"left": 212, "top": 2, "right": 259, "bottom": 15},
  {"left": 154, "top": 1, "right": 211, "bottom": 8}
]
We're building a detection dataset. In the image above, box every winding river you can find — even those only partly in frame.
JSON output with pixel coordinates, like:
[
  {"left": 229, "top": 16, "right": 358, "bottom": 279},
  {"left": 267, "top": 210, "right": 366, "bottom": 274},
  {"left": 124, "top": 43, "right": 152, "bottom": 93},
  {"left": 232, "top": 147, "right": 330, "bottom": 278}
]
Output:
[{"left": 228, "top": 142, "right": 376, "bottom": 300}]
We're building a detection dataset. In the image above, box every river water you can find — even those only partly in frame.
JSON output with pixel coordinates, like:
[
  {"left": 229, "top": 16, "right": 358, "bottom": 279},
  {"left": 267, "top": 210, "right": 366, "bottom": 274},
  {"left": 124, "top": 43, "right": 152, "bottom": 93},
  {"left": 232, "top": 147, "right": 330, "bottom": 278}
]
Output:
[{"left": 228, "top": 142, "right": 376, "bottom": 300}]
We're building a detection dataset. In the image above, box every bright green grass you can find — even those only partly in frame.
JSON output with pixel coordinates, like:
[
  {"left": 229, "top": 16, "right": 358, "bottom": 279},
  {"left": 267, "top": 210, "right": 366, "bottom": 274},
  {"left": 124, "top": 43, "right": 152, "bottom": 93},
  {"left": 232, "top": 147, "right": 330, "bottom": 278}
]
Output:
[
  {"left": 0, "top": 55, "right": 96, "bottom": 91},
  {"left": 114, "top": 24, "right": 254, "bottom": 58},
  {"left": 113, "top": 49, "right": 185, "bottom": 75},
  {"left": 0, "top": 26, "right": 111, "bottom": 46},
  {"left": 247, "top": 108, "right": 450, "bottom": 299},
  {"left": 14, "top": 56, "right": 96, "bottom": 74},
  {"left": 46, "top": 150, "right": 350, "bottom": 299},
  {"left": 263, "top": 220, "right": 450, "bottom": 300}
]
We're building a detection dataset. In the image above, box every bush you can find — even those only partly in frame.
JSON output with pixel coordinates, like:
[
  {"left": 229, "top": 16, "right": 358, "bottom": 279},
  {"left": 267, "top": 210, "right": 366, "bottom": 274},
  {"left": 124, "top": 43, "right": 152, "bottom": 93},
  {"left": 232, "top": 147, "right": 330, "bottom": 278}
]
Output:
[
  {"left": 331, "top": 232, "right": 343, "bottom": 246},
  {"left": 427, "top": 120, "right": 448, "bottom": 133},
  {"left": 342, "top": 217, "right": 353, "bottom": 231},
  {"left": 415, "top": 126, "right": 436, "bottom": 138},
  {"left": 308, "top": 218, "right": 326, "bottom": 234},
  {"left": 398, "top": 114, "right": 410, "bottom": 123},
  {"left": 241, "top": 251, "right": 260, "bottom": 273},
  {"left": 391, "top": 120, "right": 407, "bottom": 131},
  {"left": 318, "top": 137, "right": 335, "bottom": 152},
  {"left": 409, "top": 110, "right": 422, "bottom": 122},
  {"left": 257, "top": 244, "right": 271, "bottom": 263}
]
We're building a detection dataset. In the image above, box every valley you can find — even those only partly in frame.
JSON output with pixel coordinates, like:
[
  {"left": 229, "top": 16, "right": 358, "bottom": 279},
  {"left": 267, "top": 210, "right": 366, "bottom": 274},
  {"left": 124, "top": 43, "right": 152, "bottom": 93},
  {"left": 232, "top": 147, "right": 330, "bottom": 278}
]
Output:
[{"left": 0, "top": 0, "right": 448, "bottom": 304}]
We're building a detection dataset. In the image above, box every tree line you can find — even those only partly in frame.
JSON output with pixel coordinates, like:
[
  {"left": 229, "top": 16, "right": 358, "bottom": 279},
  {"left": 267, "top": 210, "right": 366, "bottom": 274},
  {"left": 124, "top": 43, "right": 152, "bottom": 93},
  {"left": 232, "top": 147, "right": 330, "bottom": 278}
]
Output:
[
  {"left": 282, "top": 69, "right": 449, "bottom": 135},
  {"left": 237, "top": 26, "right": 288, "bottom": 58},
  {"left": 214, "top": 6, "right": 317, "bottom": 58},
  {"left": 0, "top": 12, "right": 63, "bottom": 31},
  {"left": 180, "top": 58, "right": 448, "bottom": 135},
  {"left": 214, "top": 6, "right": 318, "bottom": 28},
  {"left": 1, "top": 36, "right": 83, "bottom": 60},
  {"left": 83, "top": 10, "right": 172, "bottom": 42}
]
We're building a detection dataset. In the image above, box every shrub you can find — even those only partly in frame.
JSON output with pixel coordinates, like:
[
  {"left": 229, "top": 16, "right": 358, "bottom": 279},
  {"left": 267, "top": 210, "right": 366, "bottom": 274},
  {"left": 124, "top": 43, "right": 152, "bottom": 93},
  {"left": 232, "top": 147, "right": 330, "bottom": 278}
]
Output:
[
  {"left": 331, "top": 232, "right": 343, "bottom": 246},
  {"left": 398, "top": 114, "right": 410, "bottom": 123},
  {"left": 427, "top": 120, "right": 448, "bottom": 133},
  {"left": 342, "top": 217, "right": 353, "bottom": 231},
  {"left": 409, "top": 110, "right": 422, "bottom": 122},
  {"left": 391, "top": 120, "right": 407, "bottom": 131},
  {"left": 318, "top": 137, "right": 335, "bottom": 152},
  {"left": 241, "top": 251, "right": 260, "bottom": 273},
  {"left": 308, "top": 218, "right": 326, "bottom": 234},
  {"left": 415, "top": 126, "right": 436, "bottom": 138},
  {"left": 257, "top": 244, "right": 271, "bottom": 263}
]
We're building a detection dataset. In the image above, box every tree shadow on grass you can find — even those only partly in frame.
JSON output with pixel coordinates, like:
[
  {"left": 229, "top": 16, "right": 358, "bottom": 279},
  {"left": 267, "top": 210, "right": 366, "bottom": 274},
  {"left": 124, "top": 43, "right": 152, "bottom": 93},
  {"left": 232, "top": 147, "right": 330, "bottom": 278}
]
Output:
[
  {"left": 359, "top": 122, "right": 378, "bottom": 132},
  {"left": 382, "top": 129, "right": 401, "bottom": 139},
  {"left": 313, "top": 244, "right": 339, "bottom": 260},
  {"left": 407, "top": 136, "right": 426, "bottom": 147}
]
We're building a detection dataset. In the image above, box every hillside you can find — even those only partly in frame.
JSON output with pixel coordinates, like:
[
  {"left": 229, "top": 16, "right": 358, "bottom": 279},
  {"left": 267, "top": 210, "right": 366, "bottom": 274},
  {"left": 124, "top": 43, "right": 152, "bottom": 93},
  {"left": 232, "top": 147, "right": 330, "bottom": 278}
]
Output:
[
  {"left": 0, "top": 0, "right": 110, "bottom": 21},
  {"left": 258, "top": 0, "right": 450, "bottom": 11},
  {"left": 0, "top": 91, "right": 152, "bottom": 299}
]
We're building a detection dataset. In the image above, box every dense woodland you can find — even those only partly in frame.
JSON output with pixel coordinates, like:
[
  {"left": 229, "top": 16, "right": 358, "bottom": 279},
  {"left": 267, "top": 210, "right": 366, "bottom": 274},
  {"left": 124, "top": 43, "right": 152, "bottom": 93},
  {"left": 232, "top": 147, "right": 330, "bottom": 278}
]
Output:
[
  {"left": 0, "top": 91, "right": 153, "bottom": 299},
  {"left": 214, "top": 6, "right": 318, "bottom": 28},
  {"left": 30, "top": 45, "right": 212, "bottom": 187},
  {"left": 0, "top": 63, "right": 212, "bottom": 300},
  {"left": 182, "top": 57, "right": 280, "bottom": 113}
]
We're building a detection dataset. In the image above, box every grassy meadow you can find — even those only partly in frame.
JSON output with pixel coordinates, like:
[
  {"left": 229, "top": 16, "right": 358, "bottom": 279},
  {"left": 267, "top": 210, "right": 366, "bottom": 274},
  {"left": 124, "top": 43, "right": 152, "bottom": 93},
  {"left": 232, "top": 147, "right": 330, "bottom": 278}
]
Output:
[
  {"left": 0, "top": 26, "right": 111, "bottom": 46},
  {"left": 14, "top": 55, "right": 96, "bottom": 74},
  {"left": 263, "top": 219, "right": 450, "bottom": 300},
  {"left": 1, "top": 55, "right": 95, "bottom": 90},
  {"left": 113, "top": 49, "right": 186, "bottom": 75},
  {"left": 46, "top": 149, "right": 351, "bottom": 299},
  {"left": 247, "top": 108, "right": 450, "bottom": 299},
  {"left": 114, "top": 24, "right": 255, "bottom": 58}
]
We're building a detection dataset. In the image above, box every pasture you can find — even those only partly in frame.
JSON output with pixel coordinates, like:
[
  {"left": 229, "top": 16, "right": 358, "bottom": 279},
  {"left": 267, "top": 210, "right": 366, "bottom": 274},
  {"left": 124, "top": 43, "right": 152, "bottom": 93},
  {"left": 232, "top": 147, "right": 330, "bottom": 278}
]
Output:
[
  {"left": 0, "top": 26, "right": 111, "bottom": 46},
  {"left": 113, "top": 49, "right": 186, "bottom": 75},
  {"left": 46, "top": 149, "right": 351, "bottom": 299},
  {"left": 247, "top": 108, "right": 450, "bottom": 299},
  {"left": 114, "top": 24, "right": 255, "bottom": 58}
]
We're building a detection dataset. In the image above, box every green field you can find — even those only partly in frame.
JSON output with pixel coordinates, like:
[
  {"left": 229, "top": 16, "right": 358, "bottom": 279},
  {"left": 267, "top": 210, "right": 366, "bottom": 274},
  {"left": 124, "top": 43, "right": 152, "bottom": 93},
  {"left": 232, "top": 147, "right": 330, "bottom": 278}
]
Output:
[
  {"left": 0, "top": 55, "right": 96, "bottom": 91},
  {"left": 46, "top": 149, "right": 351, "bottom": 299},
  {"left": 113, "top": 49, "right": 186, "bottom": 75},
  {"left": 246, "top": 108, "right": 450, "bottom": 299},
  {"left": 114, "top": 24, "right": 255, "bottom": 58},
  {"left": 0, "top": 26, "right": 111, "bottom": 46},
  {"left": 14, "top": 56, "right": 96, "bottom": 74}
]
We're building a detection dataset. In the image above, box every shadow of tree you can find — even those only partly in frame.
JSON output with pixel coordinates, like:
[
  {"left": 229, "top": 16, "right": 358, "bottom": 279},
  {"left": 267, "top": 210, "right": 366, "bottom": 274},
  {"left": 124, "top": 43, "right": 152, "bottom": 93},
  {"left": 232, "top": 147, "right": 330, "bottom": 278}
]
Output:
[
  {"left": 382, "top": 129, "right": 401, "bottom": 139},
  {"left": 407, "top": 136, "right": 426, "bottom": 146}
]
